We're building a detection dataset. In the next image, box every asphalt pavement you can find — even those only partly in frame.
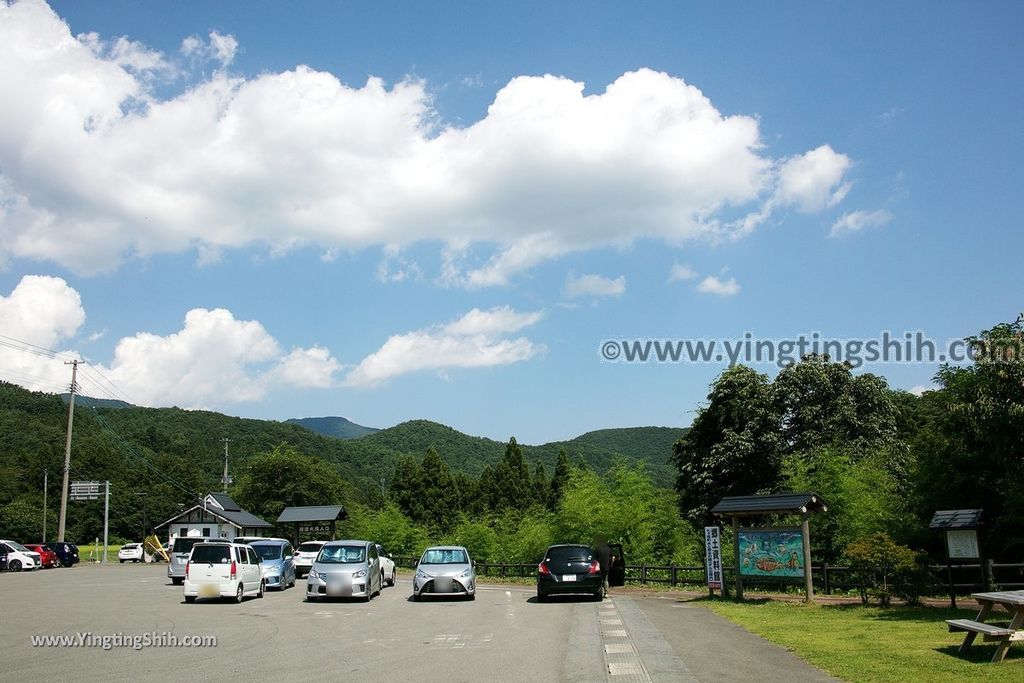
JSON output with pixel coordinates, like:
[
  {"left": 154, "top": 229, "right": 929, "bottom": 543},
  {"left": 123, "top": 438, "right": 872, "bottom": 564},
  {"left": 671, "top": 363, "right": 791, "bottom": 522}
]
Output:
[{"left": 1, "top": 563, "right": 836, "bottom": 682}]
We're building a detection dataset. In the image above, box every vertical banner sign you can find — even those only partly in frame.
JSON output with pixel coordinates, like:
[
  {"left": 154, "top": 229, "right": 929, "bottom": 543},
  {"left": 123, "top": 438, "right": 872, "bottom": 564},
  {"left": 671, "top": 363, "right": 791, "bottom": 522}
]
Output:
[{"left": 704, "top": 526, "right": 723, "bottom": 589}]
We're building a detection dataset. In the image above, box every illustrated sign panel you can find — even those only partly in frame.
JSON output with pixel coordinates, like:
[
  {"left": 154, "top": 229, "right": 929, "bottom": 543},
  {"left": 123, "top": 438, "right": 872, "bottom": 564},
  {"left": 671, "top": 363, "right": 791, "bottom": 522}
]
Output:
[
  {"left": 704, "top": 526, "right": 723, "bottom": 589},
  {"left": 946, "top": 529, "right": 980, "bottom": 559},
  {"left": 738, "top": 529, "right": 804, "bottom": 578}
]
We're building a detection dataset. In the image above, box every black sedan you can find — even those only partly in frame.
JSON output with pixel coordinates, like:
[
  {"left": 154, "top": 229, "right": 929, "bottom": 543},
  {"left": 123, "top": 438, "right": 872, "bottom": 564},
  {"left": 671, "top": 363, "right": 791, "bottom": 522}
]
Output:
[{"left": 536, "top": 544, "right": 603, "bottom": 601}]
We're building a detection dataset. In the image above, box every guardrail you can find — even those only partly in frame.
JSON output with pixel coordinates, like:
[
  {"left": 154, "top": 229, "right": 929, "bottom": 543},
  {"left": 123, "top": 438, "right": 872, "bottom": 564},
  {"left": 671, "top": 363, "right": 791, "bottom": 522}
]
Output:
[{"left": 392, "top": 556, "right": 1024, "bottom": 594}]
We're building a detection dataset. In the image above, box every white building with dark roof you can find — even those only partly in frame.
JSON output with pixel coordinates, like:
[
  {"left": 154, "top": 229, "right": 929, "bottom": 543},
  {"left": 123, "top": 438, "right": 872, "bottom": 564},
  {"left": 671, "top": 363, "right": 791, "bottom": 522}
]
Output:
[{"left": 156, "top": 493, "right": 273, "bottom": 541}]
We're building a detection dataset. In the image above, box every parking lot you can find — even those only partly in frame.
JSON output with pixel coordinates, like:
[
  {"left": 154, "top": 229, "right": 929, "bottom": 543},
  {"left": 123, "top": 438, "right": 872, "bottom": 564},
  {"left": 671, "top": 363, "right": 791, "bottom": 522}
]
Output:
[{"left": 2, "top": 563, "right": 834, "bottom": 682}]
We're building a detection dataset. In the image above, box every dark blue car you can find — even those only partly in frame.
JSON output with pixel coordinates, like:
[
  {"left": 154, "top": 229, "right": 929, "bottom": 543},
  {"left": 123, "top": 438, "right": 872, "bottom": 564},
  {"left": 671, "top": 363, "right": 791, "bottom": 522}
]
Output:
[{"left": 45, "top": 542, "right": 80, "bottom": 567}]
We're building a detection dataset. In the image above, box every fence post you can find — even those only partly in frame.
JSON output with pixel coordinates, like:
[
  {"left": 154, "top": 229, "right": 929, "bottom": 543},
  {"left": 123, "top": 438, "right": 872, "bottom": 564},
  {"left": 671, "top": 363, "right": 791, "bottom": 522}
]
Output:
[
  {"left": 985, "top": 559, "right": 995, "bottom": 591},
  {"left": 641, "top": 563, "right": 647, "bottom": 586},
  {"left": 671, "top": 565, "right": 678, "bottom": 588},
  {"left": 823, "top": 562, "right": 830, "bottom": 595}
]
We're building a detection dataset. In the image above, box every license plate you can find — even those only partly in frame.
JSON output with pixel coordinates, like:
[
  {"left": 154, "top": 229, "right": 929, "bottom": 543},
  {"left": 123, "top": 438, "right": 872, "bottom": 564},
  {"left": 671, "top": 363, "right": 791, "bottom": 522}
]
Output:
[
  {"left": 199, "top": 584, "right": 220, "bottom": 598},
  {"left": 563, "top": 574, "right": 576, "bottom": 582}
]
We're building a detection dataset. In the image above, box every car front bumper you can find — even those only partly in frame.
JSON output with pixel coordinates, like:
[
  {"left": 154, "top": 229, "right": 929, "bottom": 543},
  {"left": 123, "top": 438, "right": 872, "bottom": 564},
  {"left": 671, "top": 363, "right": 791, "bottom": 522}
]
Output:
[
  {"left": 306, "top": 573, "right": 370, "bottom": 598},
  {"left": 413, "top": 574, "right": 475, "bottom": 596}
]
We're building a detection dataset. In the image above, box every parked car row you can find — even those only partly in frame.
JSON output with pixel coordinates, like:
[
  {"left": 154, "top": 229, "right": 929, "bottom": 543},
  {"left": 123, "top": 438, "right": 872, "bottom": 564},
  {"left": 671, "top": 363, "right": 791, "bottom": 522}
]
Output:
[
  {"left": 171, "top": 538, "right": 623, "bottom": 605},
  {"left": 0, "top": 540, "right": 79, "bottom": 571}
]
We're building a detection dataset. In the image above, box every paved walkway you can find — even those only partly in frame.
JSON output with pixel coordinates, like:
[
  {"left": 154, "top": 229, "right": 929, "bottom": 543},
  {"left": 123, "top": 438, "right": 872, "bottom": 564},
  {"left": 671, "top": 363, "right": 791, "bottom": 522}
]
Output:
[{"left": 601, "top": 593, "right": 838, "bottom": 682}]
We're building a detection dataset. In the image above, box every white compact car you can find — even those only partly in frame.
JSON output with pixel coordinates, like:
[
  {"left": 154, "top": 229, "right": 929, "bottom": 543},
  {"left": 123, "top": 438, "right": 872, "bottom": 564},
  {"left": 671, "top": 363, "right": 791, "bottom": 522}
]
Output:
[
  {"left": 183, "top": 542, "right": 265, "bottom": 603},
  {"left": 0, "top": 540, "right": 40, "bottom": 571},
  {"left": 376, "top": 544, "right": 396, "bottom": 587},
  {"left": 118, "top": 543, "right": 145, "bottom": 563},
  {"left": 293, "top": 540, "right": 326, "bottom": 579}
]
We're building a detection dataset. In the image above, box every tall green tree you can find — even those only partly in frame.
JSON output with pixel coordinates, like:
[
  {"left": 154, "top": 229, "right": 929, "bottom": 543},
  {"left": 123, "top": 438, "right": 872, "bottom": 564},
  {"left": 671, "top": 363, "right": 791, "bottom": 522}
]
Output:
[
  {"left": 489, "top": 437, "right": 534, "bottom": 510},
  {"left": 549, "top": 448, "right": 572, "bottom": 509},
  {"left": 772, "top": 354, "right": 898, "bottom": 457},
  {"left": 231, "top": 444, "right": 346, "bottom": 522},
  {"left": 914, "top": 317, "right": 1024, "bottom": 555},
  {"left": 672, "top": 365, "right": 780, "bottom": 523}
]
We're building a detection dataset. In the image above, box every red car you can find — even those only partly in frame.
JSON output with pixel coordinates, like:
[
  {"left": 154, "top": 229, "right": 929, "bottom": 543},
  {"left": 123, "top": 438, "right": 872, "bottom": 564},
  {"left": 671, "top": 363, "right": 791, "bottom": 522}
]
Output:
[{"left": 24, "top": 544, "right": 58, "bottom": 569}]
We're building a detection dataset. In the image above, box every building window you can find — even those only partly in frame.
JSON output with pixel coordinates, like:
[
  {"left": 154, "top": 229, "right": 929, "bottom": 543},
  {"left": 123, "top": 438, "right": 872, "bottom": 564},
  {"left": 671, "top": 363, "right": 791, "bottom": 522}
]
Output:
[{"left": 202, "top": 527, "right": 211, "bottom": 537}]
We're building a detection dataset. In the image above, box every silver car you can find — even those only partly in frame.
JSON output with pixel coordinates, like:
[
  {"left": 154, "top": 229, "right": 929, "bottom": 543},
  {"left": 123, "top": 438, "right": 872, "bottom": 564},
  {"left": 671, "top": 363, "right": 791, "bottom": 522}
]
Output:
[
  {"left": 412, "top": 545, "right": 476, "bottom": 601},
  {"left": 305, "top": 540, "right": 382, "bottom": 602},
  {"left": 249, "top": 539, "right": 297, "bottom": 591}
]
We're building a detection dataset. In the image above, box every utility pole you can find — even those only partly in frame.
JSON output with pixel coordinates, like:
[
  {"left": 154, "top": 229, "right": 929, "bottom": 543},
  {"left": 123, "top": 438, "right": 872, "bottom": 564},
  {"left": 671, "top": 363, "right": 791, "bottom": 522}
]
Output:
[
  {"left": 57, "top": 359, "right": 82, "bottom": 542},
  {"left": 136, "top": 492, "right": 148, "bottom": 540},
  {"left": 42, "top": 469, "right": 48, "bottom": 542},
  {"left": 102, "top": 480, "right": 110, "bottom": 564},
  {"left": 221, "top": 438, "right": 232, "bottom": 492}
]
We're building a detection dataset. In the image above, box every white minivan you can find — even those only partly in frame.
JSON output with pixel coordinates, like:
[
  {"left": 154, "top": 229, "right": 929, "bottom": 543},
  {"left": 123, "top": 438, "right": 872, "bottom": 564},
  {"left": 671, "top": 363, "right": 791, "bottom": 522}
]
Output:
[
  {"left": 183, "top": 542, "right": 264, "bottom": 603},
  {"left": 0, "top": 540, "right": 40, "bottom": 571}
]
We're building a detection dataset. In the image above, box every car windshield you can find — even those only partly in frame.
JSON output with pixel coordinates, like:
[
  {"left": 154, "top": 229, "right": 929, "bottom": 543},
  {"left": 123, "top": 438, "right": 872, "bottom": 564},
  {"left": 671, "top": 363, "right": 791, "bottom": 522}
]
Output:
[
  {"left": 420, "top": 548, "right": 467, "bottom": 565},
  {"left": 190, "top": 545, "right": 232, "bottom": 564},
  {"left": 251, "top": 544, "right": 283, "bottom": 560},
  {"left": 172, "top": 538, "right": 206, "bottom": 554},
  {"left": 122, "top": 544, "right": 138, "bottom": 549},
  {"left": 318, "top": 545, "right": 366, "bottom": 564},
  {"left": 546, "top": 546, "right": 593, "bottom": 563},
  {"left": 7, "top": 541, "right": 32, "bottom": 552},
  {"left": 298, "top": 542, "right": 324, "bottom": 553}
]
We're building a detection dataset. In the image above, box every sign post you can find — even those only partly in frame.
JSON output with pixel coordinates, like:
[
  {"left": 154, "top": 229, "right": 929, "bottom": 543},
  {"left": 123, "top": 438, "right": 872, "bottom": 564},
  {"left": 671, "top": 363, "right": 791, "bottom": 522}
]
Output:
[
  {"left": 69, "top": 480, "right": 109, "bottom": 563},
  {"left": 704, "top": 526, "right": 723, "bottom": 595}
]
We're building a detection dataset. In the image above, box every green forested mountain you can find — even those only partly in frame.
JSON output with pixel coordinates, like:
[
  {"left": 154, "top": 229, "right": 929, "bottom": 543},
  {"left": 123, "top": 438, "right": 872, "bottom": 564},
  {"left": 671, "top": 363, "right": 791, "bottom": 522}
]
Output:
[
  {"left": 348, "top": 419, "right": 683, "bottom": 486},
  {"left": 0, "top": 381, "right": 682, "bottom": 543},
  {"left": 285, "top": 415, "right": 379, "bottom": 440}
]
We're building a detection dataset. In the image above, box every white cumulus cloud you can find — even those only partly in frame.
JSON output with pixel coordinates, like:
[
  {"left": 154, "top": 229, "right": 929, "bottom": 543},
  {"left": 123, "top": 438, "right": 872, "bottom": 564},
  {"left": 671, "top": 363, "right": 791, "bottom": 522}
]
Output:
[
  {"left": 774, "top": 145, "right": 852, "bottom": 213},
  {"left": 0, "top": 275, "right": 85, "bottom": 390},
  {"left": 565, "top": 272, "right": 626, "bottom": 299},
  {"left": 829, "top": 209, "right": 892, "bottom": 237},
  {"left": 92, "top": 308, "right": 343, "bottom": 406},
  {"left": 0, "top": 276, "right": 343, "bottom": 407},
  {"left": 344, "top": 306, "right": 545, "bottom": 388},
  {"left": 0, "top": 2, "right": 854, "bottom": 284},
  {"left": 697, "top": 275, "right": 741, "bottom": 297},
  {"left": 667, "top": 263, "right": 698, "bottom": 283}
]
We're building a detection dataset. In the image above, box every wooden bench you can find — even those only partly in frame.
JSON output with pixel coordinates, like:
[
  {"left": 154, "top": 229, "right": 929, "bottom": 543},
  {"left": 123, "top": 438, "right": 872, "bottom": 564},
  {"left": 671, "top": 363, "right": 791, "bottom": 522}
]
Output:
[{"left": 947, "top": 619, "right": 1016, "bottom": 639}]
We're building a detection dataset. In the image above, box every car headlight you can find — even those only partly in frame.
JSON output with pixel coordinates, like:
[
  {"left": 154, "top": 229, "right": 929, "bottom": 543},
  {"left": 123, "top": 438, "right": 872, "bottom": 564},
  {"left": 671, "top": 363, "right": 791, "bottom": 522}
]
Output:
[
  {"left": 458, "top": 568, "right": 473, "bottom": 578},
  {"left": 353, "top": 569, "right": 367, "bottom": 579}
]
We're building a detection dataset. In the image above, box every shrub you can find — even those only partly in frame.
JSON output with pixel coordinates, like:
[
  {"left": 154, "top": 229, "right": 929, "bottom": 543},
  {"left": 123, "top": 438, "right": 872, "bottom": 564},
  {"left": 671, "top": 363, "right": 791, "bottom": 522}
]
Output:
[{"left": 844, "top": 532, "right": 917, "bottom": 606}]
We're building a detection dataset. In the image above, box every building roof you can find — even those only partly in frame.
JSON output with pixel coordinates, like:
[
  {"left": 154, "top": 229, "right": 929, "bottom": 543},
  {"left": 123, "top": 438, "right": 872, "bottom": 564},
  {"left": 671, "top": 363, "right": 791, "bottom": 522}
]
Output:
[
  {"left": 217, "top": 507, "right": 272, "bottom": 528},
  {"left": 276, "top": 505, "right": 347, "bottom": 524},
  {"left": 711, "top": 492, "right": 828, "bottom": 516},
  {"left": 929, "top": 509, "right": 983, "bottom": 530},
  {"left": 155, "top": 494, "right": 271, "bottom": 530},
  {"left": 208, "top": 492, "right": 241, "bottom": 512}
]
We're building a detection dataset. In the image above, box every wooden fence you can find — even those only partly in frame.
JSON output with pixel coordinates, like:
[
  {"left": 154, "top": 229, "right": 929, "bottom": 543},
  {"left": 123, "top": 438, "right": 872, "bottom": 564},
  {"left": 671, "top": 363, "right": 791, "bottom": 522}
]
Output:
[{"left": 393, "top": 556, "right": 1024, "bottom": 594}]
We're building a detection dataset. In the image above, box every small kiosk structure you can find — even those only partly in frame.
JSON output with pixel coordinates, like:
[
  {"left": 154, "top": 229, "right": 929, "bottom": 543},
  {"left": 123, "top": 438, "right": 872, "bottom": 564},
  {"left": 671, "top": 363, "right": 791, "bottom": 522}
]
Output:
[
  {"left": 276, "top": 505, "right": 347, "bottom": 546},
  {"left": 929, "top": 508, "right": 983, "bottom": 608},
  {"left": 712, "top": 491, "right": 828, "bottom": 603}
]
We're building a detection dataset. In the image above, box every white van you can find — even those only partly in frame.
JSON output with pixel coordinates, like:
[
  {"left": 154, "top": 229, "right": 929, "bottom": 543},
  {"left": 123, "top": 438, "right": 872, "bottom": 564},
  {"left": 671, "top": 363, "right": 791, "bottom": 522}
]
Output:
[
  {"left": 0, "top": 540, "right": 41, "bottom": 571},
  {"left": 183, "top": 542, "right": 265, "bottom": 603}
]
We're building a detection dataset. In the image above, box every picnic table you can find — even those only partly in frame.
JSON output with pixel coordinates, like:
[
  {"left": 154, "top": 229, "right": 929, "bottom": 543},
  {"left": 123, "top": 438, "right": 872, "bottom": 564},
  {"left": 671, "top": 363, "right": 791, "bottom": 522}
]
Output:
[{"left": 947, "top": 590, "right": 1024, "bottom": 662}]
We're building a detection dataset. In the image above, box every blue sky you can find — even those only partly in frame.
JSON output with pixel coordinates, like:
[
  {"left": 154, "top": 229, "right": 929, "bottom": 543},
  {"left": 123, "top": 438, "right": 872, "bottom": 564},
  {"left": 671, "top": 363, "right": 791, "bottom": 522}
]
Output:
[{"left": 0, "top": 1, "right": 1021, "bottom": 443}]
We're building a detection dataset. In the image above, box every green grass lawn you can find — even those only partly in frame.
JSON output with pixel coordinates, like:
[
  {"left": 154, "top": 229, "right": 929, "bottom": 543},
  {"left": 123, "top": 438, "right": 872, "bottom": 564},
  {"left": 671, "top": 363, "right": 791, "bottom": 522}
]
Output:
[{"left": 702, "top": 598, "right": 1023, "bottom": 682}]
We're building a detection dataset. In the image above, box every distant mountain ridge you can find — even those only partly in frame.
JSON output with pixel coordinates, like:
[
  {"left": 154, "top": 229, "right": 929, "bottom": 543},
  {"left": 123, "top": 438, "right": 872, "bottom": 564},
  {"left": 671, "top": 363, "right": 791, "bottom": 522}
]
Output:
[
  {"left": 291, "top": 417, "right": 686, "bottom": 487},
  {"left": 285, "top": 416, "right": 379, "bottom": 440}
]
